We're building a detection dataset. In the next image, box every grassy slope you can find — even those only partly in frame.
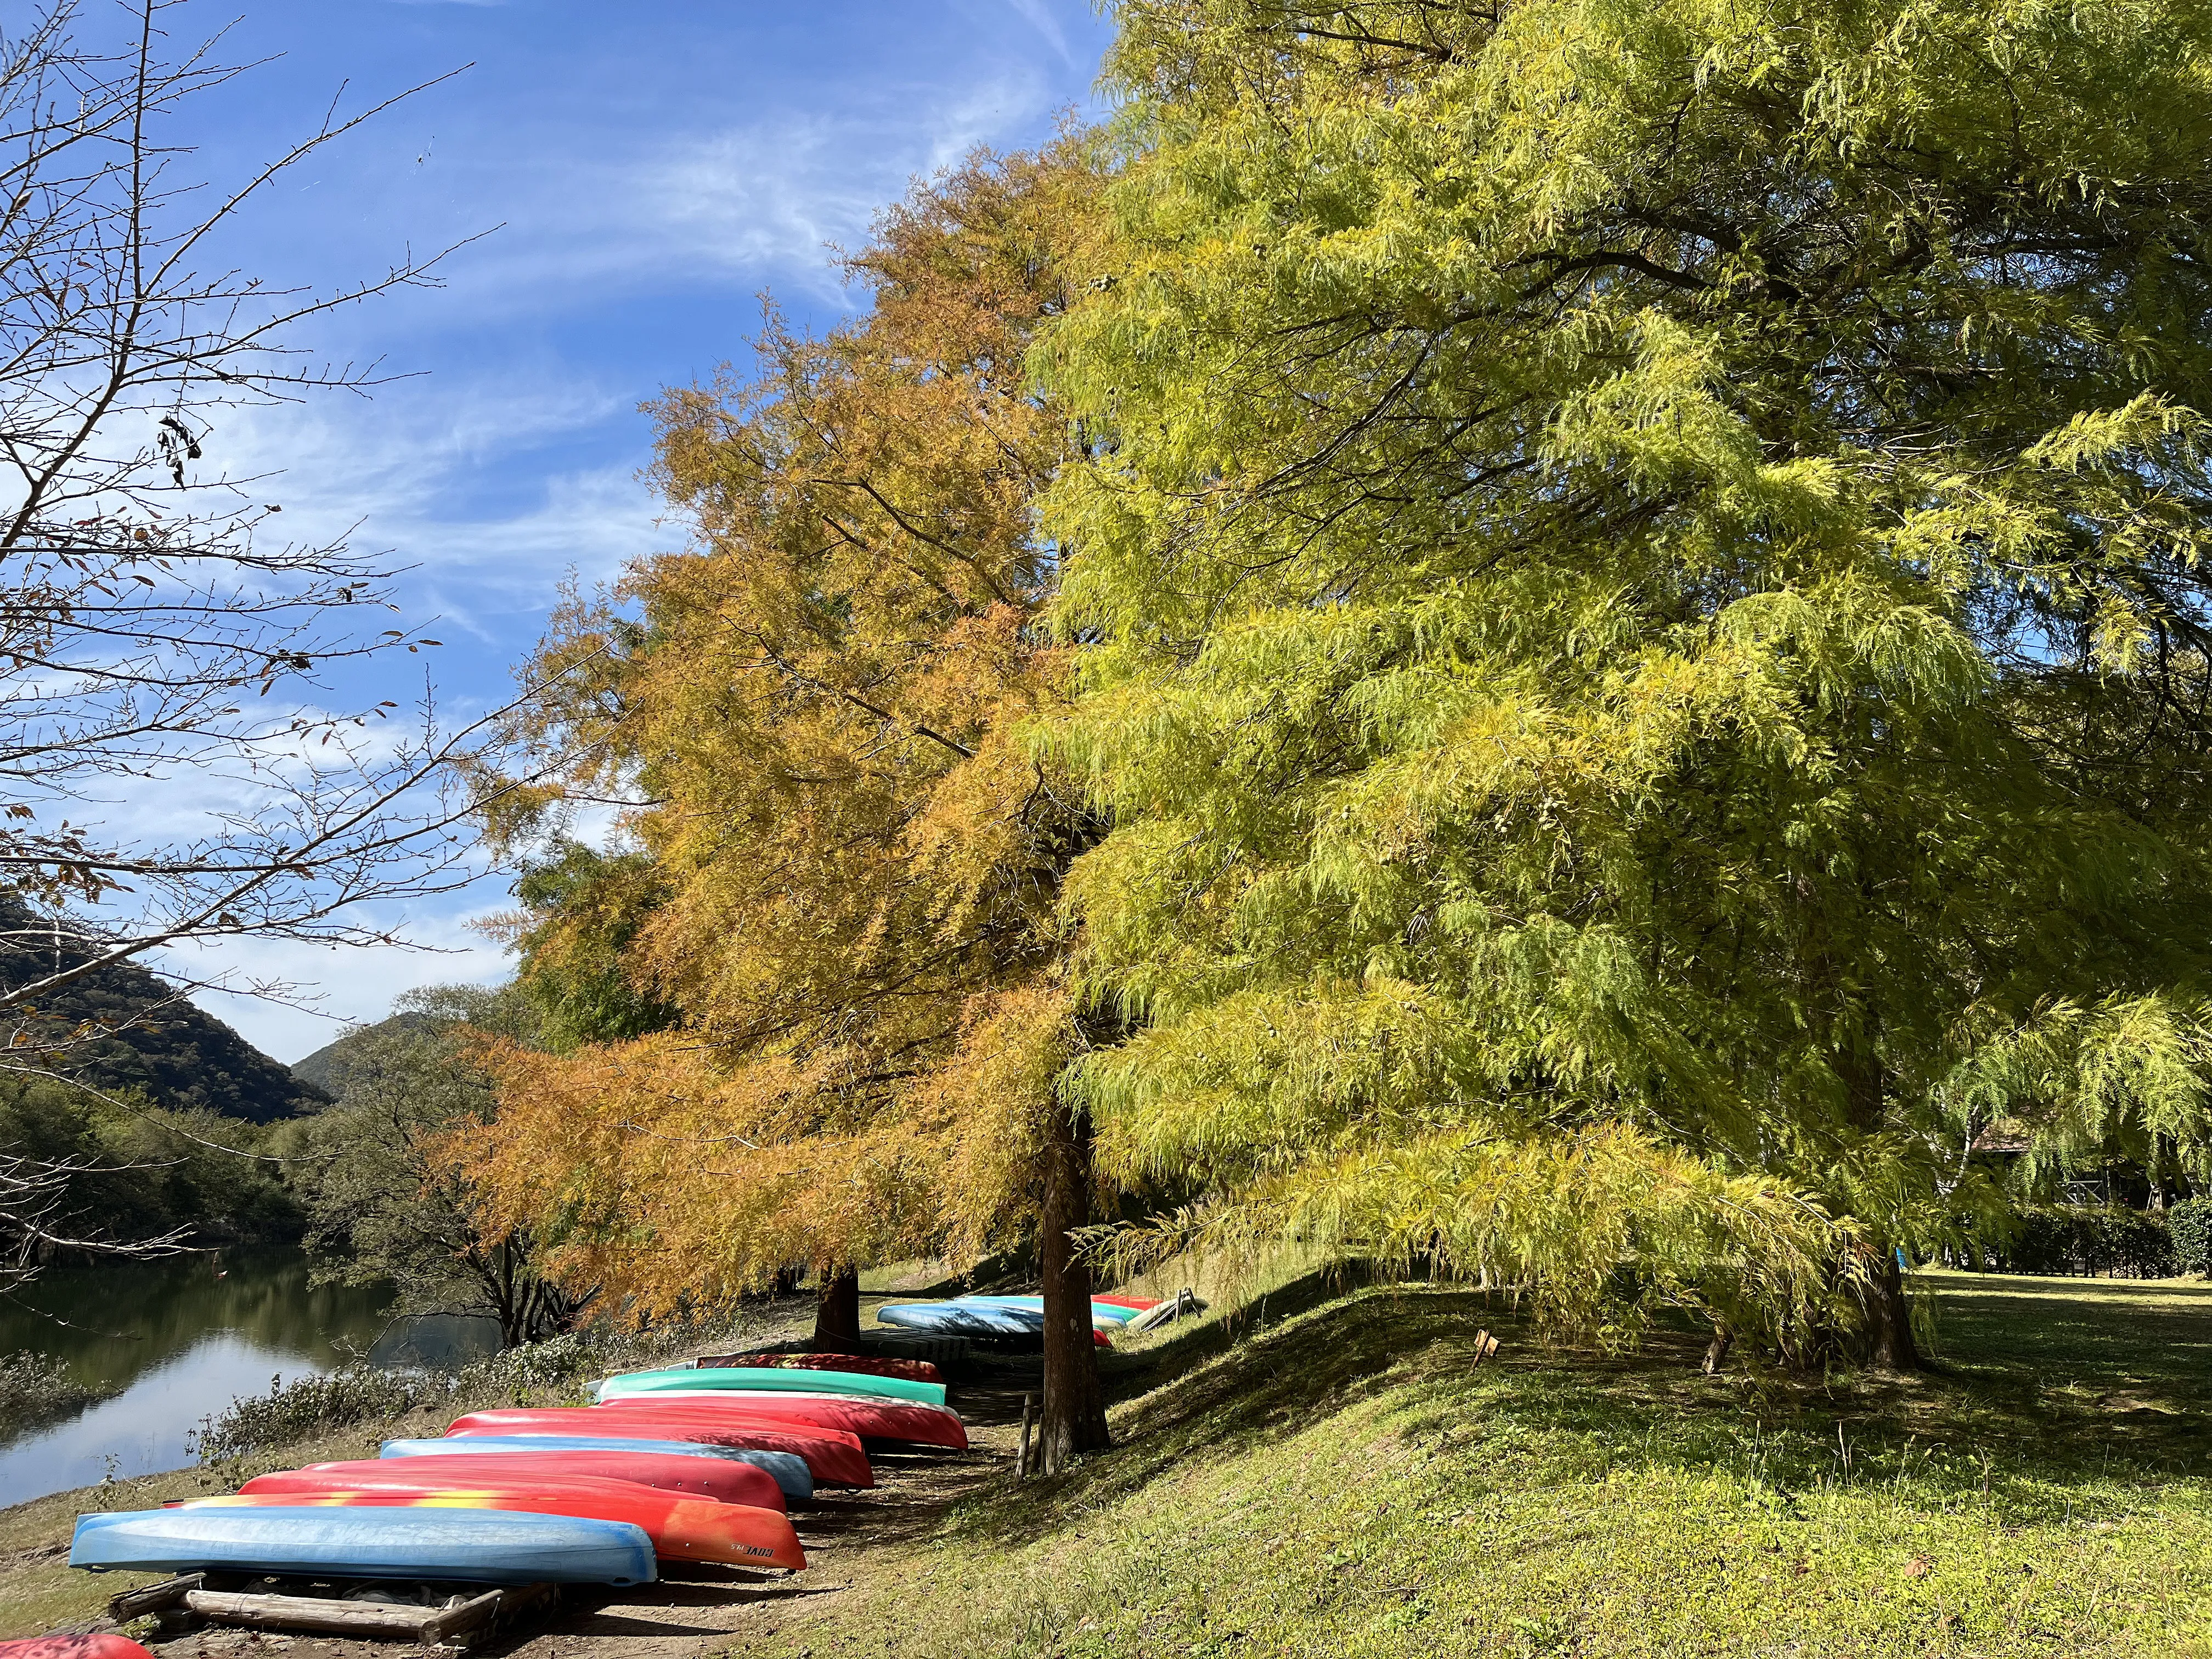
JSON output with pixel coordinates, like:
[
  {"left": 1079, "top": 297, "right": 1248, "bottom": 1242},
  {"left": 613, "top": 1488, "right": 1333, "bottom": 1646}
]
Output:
[{"left": 755, "top": 1271, "right": 2212, "bottom": 1659}]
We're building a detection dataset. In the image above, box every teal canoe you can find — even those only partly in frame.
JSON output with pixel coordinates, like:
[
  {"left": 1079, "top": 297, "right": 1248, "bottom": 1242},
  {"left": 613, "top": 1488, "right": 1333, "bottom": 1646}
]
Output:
[{"left": 597, "top": 1365, "right": 945, "bottom": 1408}]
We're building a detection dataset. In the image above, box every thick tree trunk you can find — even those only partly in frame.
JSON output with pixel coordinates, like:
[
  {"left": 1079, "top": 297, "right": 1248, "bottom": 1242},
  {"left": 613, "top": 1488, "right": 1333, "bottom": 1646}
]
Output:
[
  {"left": 813, "top": 1263, "right": 861, "bottom": 1350},
  {"left": 1037, "top": 1092, "right": 1109, "bottom": 1473},
  {"left": 1857, "top": 1248, "right": 1921, "bottom": 1372}
]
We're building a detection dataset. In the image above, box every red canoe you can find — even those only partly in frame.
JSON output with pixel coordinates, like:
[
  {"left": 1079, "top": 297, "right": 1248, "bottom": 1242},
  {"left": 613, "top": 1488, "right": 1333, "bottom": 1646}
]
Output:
[
  {"left": 599, "top": 1391, "right": 969, "bottom": 1451},
  {"left": 0, "top": 1642, "right": 154, "bottom": 1659},
  {"left": 273, "top": 1452, "right": 783, "bottom": 1513},
  {"left": 189, "top": 1480, "right": 804, "bottom": 1572},
  {"left": 1091, "top": 1295, "right": 1160, "bottom": 1311},
  {"left": 714, "top": 1352, "right": 943, "bottom": 1385},
  {"left": 449, "top": 1408, "right": 873, "bottom": 1488}
]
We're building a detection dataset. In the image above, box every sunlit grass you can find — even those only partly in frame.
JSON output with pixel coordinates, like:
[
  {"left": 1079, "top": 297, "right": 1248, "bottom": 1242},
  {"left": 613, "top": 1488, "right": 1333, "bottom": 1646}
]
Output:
[{"left": 758, "top": 1274, "right": 2212, "bottom": 1659}]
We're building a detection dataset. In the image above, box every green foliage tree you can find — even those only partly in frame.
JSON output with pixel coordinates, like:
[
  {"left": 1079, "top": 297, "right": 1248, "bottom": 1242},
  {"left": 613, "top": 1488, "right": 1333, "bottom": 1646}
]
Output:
[
  {"left": 300, "top": 985, "right": 591, "bottom": 1348},
  {"left": 0, "top": 1076, "right": 301, "bottom": 1261},
  {"left": 1039, "top": 0, "right": 2212, "bottom": 1364},
  {"left": 501, "top": 839, "right": 680, "bottom": 1052}
]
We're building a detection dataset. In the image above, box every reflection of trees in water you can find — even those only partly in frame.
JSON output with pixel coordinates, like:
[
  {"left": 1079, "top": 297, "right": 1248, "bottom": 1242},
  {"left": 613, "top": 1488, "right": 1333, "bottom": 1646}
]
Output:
[{"left": 0, "top": 1249, "right": 393, "bottom": 1391}]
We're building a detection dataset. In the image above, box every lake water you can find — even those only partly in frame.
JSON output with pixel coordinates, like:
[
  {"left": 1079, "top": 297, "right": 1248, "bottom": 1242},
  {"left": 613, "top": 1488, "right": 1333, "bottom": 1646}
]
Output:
[{"left": 0, "top": 1249, "right": 500, "bottom": 1508}]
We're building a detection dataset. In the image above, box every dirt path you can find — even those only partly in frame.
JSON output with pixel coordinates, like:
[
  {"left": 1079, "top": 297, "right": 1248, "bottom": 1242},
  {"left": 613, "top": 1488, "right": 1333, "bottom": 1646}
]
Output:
[{"left": 133, "top": 1369, "right": 1039, "bottom": 1659}]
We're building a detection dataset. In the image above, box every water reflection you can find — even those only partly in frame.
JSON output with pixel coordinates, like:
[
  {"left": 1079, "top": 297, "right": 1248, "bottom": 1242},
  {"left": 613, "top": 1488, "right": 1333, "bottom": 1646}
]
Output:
[
  {"left": 0, "top": 1250, "right": 391, "bottom": 1392},
  {"left": 0, "top": 1249, "right": 496, "bottom": 1508}
]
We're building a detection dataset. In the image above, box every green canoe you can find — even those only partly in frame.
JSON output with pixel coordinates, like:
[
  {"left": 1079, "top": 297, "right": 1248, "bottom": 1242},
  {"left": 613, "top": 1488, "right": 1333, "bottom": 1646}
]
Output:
[{"left": 596, "top": 1365, "right": 946, "bottom": 1408}]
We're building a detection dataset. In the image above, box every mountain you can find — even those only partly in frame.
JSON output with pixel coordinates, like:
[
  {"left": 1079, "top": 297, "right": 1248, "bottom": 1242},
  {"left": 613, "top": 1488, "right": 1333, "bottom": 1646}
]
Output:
[
  {"left": 289, "top": 1012, "right": 442, "bottom": 1097},
  {"left": 0, "top": 903, "right": 328, "bottom": 1123}
]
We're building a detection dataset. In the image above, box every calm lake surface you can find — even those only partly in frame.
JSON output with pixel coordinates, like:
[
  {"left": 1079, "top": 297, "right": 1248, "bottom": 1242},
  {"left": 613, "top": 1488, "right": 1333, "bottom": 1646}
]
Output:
[{"left": 0, "top": 1249, "right": 498, "bottom": 1508}]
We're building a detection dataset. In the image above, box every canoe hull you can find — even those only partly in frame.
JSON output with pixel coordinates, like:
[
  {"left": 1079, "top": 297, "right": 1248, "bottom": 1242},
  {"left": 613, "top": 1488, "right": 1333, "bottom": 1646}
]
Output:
[
  {"left": 379, "top": 1437, "right": 812, "bottom": 1504},
  {"left": 963, "top": 1296, "right": 1138, "bottom": 1325},
  {"left": 0, "top": 1640, "right": 155, "bottom": 1659},
  {"left": 597, "top": 1392, "right": 969, "bottom": 1452},
  {"left": 877, "top": 1303, "right": 1114, "bottom": 1345},
  {"left": 597, "top": 1365, "right": 945, "bottom": 1408},
  {"left": 277, "top": 1452, "right": 784, "bottom": 1513},
  {"left": 447, "top": 1409, "right": 872, "bottom": 1488},
  {"left": 698, "top": 1352, "right": 943, "bottom": 1385},
  {"left": 71, "top": 1505, "right": 657, "bottom": 1585},
  {"left": 877, "top": 1303, "right": 1039, "bottom": 1336},
  {"left": 195, "top": 1485, "right": 803, "bottom": 1572}
]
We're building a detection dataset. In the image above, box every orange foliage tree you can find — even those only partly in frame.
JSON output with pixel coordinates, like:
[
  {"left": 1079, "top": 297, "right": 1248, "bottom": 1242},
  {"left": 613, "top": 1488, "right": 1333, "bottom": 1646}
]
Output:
[{"left": 448, "top": 146, "right": 1115, "bottom": 1467}]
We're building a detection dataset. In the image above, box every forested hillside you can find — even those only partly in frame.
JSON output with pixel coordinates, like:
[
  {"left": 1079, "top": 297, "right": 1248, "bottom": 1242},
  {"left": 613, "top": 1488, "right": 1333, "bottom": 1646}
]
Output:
[{"left": 0, "top": 903, "right": 325, "bottom": 1123}]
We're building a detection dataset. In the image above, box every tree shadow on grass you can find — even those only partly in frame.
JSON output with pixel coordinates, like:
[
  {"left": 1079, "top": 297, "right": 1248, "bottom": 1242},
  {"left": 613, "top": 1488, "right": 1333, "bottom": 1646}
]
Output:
[{"left": 932, "top": 1272, "right": 2212, "bottom": 1556}]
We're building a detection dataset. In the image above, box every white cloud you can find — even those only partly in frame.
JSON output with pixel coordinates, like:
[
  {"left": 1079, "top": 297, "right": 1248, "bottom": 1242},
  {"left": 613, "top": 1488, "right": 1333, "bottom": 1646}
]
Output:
[
  {"left": 1002, "top": 0, "right": 1080, "bottom": 67},
  {"left": 390, "top": 67, "right": 1063, "bottom": 320},
  {"left": 158, "top": 897, "right": 512, "bottom": 1064},
  {"left": 198, "top": 373, "right": 665, "bottom": 621}
]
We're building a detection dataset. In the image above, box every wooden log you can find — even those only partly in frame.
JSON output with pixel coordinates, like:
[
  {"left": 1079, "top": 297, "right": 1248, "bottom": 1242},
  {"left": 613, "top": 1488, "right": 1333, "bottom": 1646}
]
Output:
[
  {"left": 420, "top": 1588, "right": 508, "bottom": 1645},
  {"left": 108, "top": 1574, "right": 202, "bottom": 1620},
  {"left": 182, "top": 1590, "right": 453, "bottom": 1639}
]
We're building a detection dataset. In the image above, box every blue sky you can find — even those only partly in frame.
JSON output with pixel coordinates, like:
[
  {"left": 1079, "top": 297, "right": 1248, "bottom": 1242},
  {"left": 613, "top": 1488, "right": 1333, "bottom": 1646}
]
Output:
[{"left": 148, "top": 1, "right": 1115, "bottom": 1060}]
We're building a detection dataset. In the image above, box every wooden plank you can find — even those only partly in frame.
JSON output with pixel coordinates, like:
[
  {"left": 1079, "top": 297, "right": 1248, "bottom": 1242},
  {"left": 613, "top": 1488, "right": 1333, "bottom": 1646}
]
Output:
[
  {"left": 182, "top": 1590, "right": 445, "bottom": 1638},
  {"left": 108, "top": 1574, "right": 202, "bottom": 1620}
]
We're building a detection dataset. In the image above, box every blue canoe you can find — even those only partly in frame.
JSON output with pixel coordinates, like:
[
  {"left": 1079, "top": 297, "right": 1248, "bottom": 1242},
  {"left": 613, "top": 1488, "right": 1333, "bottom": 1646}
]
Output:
[
  {"left": 71, "top": 1505, "right": 657, "bottom": 1586},
  {"left": 963, "top": 1295, "right": 1141, "bottom": 1324},
  {"left": 380, "top": 1434, "right": 814, "bottom": 1504},
  {"left": 876, "top": 1300, "right": 1043, "bottom": 1336}
]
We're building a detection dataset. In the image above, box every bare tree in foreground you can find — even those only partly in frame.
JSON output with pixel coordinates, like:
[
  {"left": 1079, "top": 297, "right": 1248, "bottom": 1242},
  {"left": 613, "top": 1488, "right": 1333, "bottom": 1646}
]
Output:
[{"left": 0, "top": 0, "right": 543, "bottom": 1279}]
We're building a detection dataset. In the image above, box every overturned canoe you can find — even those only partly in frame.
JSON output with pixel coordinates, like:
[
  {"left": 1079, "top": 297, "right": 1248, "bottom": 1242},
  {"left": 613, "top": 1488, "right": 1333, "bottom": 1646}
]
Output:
[
  {"left": 191, "top": 1480, "right": 803, "bottom": 1572},
  {"left": 0, "top": 1641, "right": 155, "bottom": 1659},
  {"left": 381, "top": 1435, "right": 812, "bottom": 1504},
  {"left": 447, "top": 1408, "right": 872, "bottom": 1488},
  {"left": 71, "top": 1504, "right": 656, "bottom": 1585},
  {"left": 876, "top": 1301, "right": 1040, "bottom": 1336},
  {"left": 962, "top": 1295, "right": 1139, "bottom": 1326},
  {"left": 278, "top": 1451, "right": 784, "bottom": 1513},
  {"left": 597, "top": 1365, "right": 946, "bottom": 1408},
  {"left": 1090, "top": 1295, "right": 1161, "bottom": 1313},
  {"left": 876, "top": 1301, "right": 1112, "bottom": 1345},
  {"left": 699, "top": 1352, "right": 943, "bottom": 1385},
  {"left": 597, "top": 1392, "right": 969, "bottom": 1451}
]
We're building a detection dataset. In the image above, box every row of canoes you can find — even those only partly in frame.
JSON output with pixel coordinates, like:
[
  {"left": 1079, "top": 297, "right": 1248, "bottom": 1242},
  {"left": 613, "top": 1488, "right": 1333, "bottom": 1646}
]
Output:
[
  {"left": 66, "top": 1351, "right": 969, "bottom": 1588},
  {"left": 63, "top": 1295, "right": 1161, "bottom": 1597}
]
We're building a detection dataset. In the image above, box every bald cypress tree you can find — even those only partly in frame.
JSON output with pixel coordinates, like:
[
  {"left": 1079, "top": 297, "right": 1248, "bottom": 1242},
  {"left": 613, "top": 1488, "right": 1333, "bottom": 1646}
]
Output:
[
  {"left": 459, "top": 148, "right": 1116, "bottom": 1458},
  {"left": 1040, "top": 0, "right": 2212, "bottom": 1362}
]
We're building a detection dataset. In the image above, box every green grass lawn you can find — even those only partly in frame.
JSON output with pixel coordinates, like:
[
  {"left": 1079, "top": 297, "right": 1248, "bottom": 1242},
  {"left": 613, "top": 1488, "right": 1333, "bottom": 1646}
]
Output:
[{"left": 753, "top": 1270, "right": 2212, "bottom": 1659}]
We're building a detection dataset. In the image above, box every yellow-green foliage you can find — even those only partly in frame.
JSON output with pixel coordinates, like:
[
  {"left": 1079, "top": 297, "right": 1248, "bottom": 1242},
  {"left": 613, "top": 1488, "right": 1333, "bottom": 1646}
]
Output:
[{"left": 1035, "top": 0, "right": 2212, "bottom": 1321}]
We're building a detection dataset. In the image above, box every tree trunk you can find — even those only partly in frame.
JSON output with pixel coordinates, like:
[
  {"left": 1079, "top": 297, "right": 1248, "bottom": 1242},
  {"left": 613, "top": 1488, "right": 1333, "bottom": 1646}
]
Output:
[
  {"left": 1835, "top": 1028, "right": 1925, "bottom": 1374},
  {"left": 1036, "top": 1092, "right": 1109, "bottom": 1473},
  {"left": 1858, "top": 1247, "right": 1921, "bottom": 1372},
  {"left": 814, "top": 1263, "right": 861, "bottom": 1350},
  {"left": 1702, "top": 1323, "right": 1733, "bottom": 1375}
]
